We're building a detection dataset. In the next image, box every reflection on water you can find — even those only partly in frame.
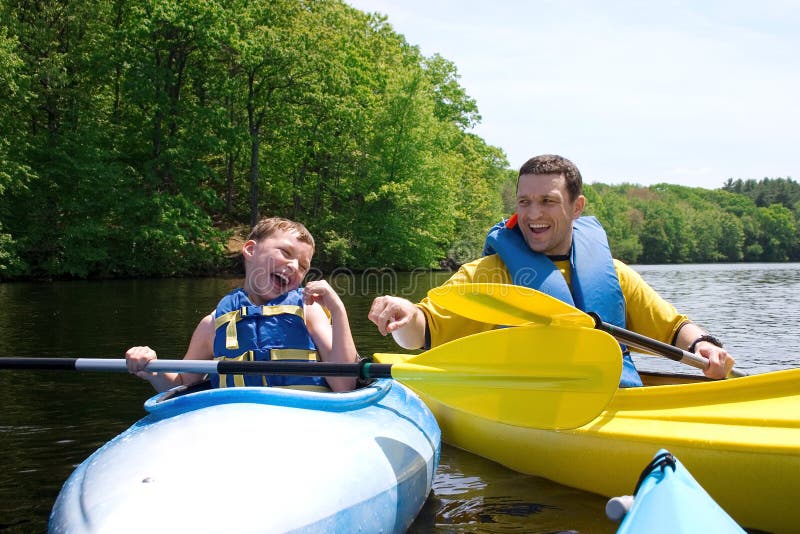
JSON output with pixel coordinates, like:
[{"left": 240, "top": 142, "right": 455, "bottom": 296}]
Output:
[
  {"left": 0, "top": 265, "right": 798, "bottom": 532},
  {"left": 410, "top": 445, "right": 613, "bottom": 533}
]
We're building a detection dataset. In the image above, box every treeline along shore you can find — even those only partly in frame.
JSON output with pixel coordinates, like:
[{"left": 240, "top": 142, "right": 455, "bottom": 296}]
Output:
[{"left": 0, "top": 1, "right": 797, "bottom": 280}]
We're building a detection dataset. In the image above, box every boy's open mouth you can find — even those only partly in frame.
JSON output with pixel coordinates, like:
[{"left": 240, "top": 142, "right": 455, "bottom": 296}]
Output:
[{"left": 272, "top": 271, "right": 289, "bottom": 289}]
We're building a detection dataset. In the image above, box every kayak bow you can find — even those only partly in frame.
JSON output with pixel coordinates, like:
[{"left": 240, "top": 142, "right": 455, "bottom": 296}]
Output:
[
  {"left": 609, "top": 449, "right": 744, "bottom": 533},
  {"left": 49, "top": 380, "right": 441, "bottom": 533}
]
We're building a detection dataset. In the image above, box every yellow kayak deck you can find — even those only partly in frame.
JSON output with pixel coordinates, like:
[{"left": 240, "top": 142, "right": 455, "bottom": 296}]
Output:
[{"left": 400, "top": 366, "right": 800, "bottom": 534}]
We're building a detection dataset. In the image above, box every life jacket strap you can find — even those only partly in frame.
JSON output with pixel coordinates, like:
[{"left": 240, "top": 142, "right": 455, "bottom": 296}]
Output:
[
  {"left": 214, "top": 349, "right": 319, "bottom": 388},
  {"left": 214, "top": 351, "right": 250, "bottom": 387},
  {"left": 257, "top": 305, "right": 304, "bottom": 318},
  {"left": 270, "top": 349, "right": 319, "bottom": 361},
  {"left": 214, "top": 305, "right": 305, "bottom": 351}
]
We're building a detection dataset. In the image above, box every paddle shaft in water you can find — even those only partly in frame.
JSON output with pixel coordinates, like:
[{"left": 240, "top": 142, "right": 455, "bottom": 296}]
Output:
[{"left": 0, "top": 357, "right": 394, "bottom": 379}]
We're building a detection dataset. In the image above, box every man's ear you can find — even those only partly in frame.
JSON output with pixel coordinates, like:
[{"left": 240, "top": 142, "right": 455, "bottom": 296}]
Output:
[{"left": 572, "top": 195, "right": 586, "bottom": 218}]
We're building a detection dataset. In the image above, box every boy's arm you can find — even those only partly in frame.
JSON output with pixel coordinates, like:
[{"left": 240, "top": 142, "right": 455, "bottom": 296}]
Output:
[
  {"left": 303, "top": 281, "right": 358, "bottom": 392},
  {"left": 125, "top": 313, "right": 215, "bottom": 393}
]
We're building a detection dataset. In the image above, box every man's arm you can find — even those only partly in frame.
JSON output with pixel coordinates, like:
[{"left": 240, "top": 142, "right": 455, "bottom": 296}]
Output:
[
  {"left": 368, "top": 296, "right": 427, "bottom": 349},
  {"left": 616, "top": 260, "right": 734, "bottom": 379},
  {"left": 673, "top": 322, "right": 734, "bottom": 379}
]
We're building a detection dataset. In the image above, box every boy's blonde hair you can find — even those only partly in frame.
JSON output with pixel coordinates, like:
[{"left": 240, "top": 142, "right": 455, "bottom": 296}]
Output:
[{"left": 248, "top": 217, "right": 315, "bottom": 253}]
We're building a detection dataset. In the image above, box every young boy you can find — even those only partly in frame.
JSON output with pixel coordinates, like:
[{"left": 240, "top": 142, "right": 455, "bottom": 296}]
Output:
[{"left": 126, "top": 217, "right": 358, "bottom": 392}]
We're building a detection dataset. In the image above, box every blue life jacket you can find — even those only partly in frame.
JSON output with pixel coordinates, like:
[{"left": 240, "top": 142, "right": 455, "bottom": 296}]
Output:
[
  {"left": 483, "top": 215, "right": 642, "bottom": 387},
  {"left": 210, "top": 288, "right": 326, "bottom": 388}
]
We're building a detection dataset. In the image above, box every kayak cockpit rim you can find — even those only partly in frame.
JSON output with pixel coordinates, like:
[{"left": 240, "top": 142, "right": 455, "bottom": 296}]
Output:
[{"left": 145, "top": 378, "right": 392, "bottom": 418}]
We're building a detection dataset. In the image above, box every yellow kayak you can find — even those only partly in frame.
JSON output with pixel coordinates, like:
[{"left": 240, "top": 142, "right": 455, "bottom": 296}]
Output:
[{"left": 377, "top": 359, "right": 800, "bottom": 534}]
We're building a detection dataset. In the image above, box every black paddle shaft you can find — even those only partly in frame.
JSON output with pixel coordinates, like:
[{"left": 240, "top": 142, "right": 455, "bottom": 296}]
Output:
[
  {"left": 0, "top": 357, "right": 80, "bottom": 370},
  {"left": 215, "top": 360, "right": 395, "bottom": 379},
  {"left": 587, "top": 315, "right": 687, "bottom": 361},
  {"left": 588, "top": 312, "right": 747, "bottom": 378},
  {"left": 0, "top": 357, "right": 395, "bottom": 379}
]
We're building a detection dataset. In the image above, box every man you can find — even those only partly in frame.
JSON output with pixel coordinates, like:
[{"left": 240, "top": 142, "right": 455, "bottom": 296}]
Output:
[{"left": 369, "top": 154, "right": 733, "bottom": 385}]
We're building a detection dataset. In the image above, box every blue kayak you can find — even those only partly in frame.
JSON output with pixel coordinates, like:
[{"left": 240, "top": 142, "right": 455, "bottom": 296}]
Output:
[
  {"left": 610, "top": 449, "right": 744, "bottom": 533},
  {"left": 49, "top": 379, "right": 441, "bottom": 533}
]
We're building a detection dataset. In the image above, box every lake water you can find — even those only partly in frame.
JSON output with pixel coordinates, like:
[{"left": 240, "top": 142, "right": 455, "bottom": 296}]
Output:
[{"left": 1, "top": 263, "right": 798, "bottom": 532}]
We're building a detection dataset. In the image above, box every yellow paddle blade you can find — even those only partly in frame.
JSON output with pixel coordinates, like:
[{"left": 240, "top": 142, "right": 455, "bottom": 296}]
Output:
[
  {"left": 375, "top": 325, "right": 622, "bottom": 430},
  {"left": 426, "top": 283, "right": 747, "bottom": 377},
  {"left": 370, "top": 352, "right": 413, "bottom": 365},
  {"left": 427, "top": 283, "right": 594, "bottom": 328}
]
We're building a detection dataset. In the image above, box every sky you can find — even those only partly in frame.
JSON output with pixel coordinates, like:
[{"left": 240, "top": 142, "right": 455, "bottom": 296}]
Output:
[{"left": 345, "top": 0, "right": 799, "bottom": 189}]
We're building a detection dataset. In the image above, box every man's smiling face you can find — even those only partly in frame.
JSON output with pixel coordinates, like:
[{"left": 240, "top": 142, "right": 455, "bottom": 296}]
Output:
[{"left": 515, "top": 173, "right": 585, "bottom": 257}]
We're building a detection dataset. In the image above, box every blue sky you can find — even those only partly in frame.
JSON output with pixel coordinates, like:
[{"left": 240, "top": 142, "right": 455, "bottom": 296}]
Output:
[{"left": 345, "top": 1, "right": 799, "bottom": 189}]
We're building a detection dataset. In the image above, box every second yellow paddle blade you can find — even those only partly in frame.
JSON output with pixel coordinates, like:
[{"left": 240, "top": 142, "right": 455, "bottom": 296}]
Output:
[
  {"left": 427, "top": 283, "right": 595, "bottom": 327},
  {"left": 376, "top": 325, "right": 622, "bottom": 430}
]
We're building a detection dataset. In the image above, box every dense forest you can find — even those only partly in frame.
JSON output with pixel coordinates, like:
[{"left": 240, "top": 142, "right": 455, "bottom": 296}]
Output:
[
  {"left": 0, "top": 0, "right": 797, "bottom": 280},
  {"left": 585, "top": 178, "right": 799, "bottom": 264}
]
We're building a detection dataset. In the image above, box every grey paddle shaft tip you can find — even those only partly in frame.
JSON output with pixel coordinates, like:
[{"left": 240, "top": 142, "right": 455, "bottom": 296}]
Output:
[{"left": 605, "top": 495, "right": 634, "bottom": 522}]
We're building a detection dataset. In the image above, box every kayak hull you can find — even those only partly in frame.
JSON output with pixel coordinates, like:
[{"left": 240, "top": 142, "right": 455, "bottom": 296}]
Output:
[
  {"left": 615, "top": 449, "right": 744, "bottom": 533},
  {"left": 49, "top": 380, "right": 441, "bottom": 533},
  {"left": 408, "top": 368, "right": 800, "bottom": 534}
]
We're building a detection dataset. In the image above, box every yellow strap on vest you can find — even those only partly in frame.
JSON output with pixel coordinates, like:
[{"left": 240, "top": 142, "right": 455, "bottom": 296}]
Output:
[
  {"left": 260, "top": 305, "right": 304, "bottom": 318},
  {"left": 214, "top": 305, "right": 305, "bottom": 351},
  {"left": 214, "top": 349, "right": 318, "bottom": 388},
  {"left": 214, "top": 310, "right": 242, "bottom": 350},
  {"left": 271, "top": 349, "right": 318, "bottom": 361},
  {"left": 214, "top": 352, "right": 252, "bottom": 388}
]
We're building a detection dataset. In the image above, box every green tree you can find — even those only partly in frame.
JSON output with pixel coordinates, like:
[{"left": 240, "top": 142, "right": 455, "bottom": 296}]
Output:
[
  {"left": 0, "top": 26, "right": 28, "bottom": 275},
  {"left": 422, "top": 53, "right": 481, "bottom": 129},
  {"left": 93, "top": 0, "right": 227, "bottom": 275},
  {"left": 755, "top": 204, "right": 797, "bottom": 261},
  {"left": 723, "top": 177, "right": 800, "bottom": 210},
  {"left": 0, "top": 0, "right": 532, "bottom": 277},
  {"left": 0, "top": 0, "right": 117, "bottom": 276},
  {"left": 585, "top": 184, "right": 643, "bottom": 263}
]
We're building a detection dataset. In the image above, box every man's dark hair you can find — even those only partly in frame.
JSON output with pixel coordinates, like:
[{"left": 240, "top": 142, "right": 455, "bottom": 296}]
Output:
[{"left": 518, "top": 154, "right": 583, "bottom": 202}]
